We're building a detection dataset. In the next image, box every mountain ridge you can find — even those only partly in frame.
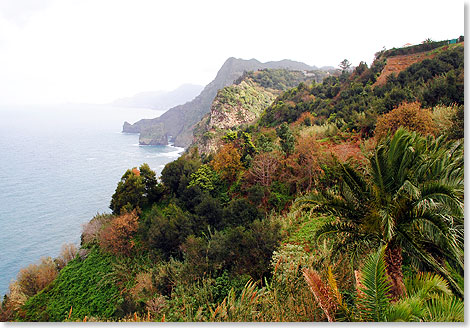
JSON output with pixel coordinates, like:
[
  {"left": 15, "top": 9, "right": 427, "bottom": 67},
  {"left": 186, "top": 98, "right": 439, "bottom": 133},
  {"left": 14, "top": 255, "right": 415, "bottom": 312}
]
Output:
[{"left": 122, "top": 57, "right": 323, "bottom": 147}]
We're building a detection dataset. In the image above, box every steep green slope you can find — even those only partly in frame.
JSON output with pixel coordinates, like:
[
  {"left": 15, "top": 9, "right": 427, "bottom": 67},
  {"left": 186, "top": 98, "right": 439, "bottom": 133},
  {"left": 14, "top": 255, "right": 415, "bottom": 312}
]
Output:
[{"left": 19, "top": 248, "right": 119, "bottom": 322}]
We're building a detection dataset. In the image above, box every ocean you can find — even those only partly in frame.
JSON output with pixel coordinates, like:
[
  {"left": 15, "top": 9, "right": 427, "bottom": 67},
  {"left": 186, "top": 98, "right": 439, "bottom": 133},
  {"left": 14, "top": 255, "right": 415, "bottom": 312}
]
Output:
[{"left": 0, "top": 104, "right": 183, "bottom": 296}]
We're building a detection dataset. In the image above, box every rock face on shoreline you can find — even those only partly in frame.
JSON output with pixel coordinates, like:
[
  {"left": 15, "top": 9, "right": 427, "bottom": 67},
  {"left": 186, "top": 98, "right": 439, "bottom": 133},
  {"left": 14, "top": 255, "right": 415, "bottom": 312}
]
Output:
[
  {"left": 122, "top": 57, "right": 317, "bottom": 147},
  {"left": 139, "top": 123, "right": 168, "bottom": 145}
]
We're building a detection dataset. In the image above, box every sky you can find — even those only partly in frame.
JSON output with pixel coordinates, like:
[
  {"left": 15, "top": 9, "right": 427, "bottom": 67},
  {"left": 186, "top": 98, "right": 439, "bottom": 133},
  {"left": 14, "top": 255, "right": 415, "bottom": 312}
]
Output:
[{"left": 0, "top": 0, "right": 464, "bottom": 105}]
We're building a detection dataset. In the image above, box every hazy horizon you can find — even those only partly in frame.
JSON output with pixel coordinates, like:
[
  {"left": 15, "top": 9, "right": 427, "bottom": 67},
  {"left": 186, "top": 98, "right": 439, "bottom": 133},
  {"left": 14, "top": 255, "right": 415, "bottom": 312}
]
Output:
[{"left": 0, "top": 0, "right": 464, "bottom": 106}]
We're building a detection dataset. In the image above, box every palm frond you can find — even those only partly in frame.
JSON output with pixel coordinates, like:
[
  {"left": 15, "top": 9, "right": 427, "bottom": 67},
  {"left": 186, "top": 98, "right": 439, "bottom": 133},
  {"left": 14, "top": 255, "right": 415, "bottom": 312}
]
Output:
[{"left": 356, "top": 246, "right": 392, "bottom": 321}]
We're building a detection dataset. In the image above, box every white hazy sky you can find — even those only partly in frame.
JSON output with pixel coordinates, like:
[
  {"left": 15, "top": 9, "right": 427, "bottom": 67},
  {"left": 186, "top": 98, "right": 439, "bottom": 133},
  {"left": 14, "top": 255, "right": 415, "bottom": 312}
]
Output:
[{"left": 0, "top": 0, "right": 464, "bottom": 105}]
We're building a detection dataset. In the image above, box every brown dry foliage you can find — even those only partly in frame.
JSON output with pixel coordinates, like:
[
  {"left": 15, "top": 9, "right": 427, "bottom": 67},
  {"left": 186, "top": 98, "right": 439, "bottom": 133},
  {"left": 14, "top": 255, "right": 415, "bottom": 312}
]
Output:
[
  {"left": 248, "top": 152, "right": 279, "bottom": 188},
  {"left": 210, "top": 143, "right": 243, "bottom": 183},
  {"left": 130, "top": 272, "right": 156, "bottom": 300},
  {"left": 0, "top": 281, "right": 28, "bottom": 321},
  {"left": 327, "top": 141, "right": 365, "bottom": 165},
  {"left": 375, "top": 101, "right": 436, "bottom": 139},
  {"left": 99, "top": 210, "right": 139, "bottom": 256},
  {"left": 55, "top": 243, "right": 78, "bottom": 270},
  {"left": 293, "top": 111, "right": 316, "bottom": 127},
  {"left": 278, "top": 134, "right": 323, "bottom": 192},
  {"left": 81, "top": 213, "right": 114, "bottom": 245},
  {"left": 303, "top": 268, "right": 337, "bottom": 322},
  {"left": 146, "top": 295, "right": 167, "bottom": 317},
  {"left": 16, "top": 257, "right": 58, "bottom": 297}
]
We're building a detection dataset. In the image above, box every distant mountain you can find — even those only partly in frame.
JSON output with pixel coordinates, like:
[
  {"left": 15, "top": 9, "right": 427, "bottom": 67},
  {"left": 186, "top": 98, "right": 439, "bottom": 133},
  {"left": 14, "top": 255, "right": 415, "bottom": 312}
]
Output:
[
  {"left": 122, "top": 58, "right": 321, "bottom": 147},
  {"left": 112, "top": 84, "right": 204, "bottom": 109}
]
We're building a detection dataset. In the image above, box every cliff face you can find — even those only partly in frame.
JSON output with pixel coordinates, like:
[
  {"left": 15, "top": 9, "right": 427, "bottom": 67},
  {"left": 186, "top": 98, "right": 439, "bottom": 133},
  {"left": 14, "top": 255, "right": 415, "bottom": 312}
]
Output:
[
  {"left": 191, "top": 69, "right": 321, "bottom": 155},
  {"left": 139, "top": 123, "right": 168, "bottom": 145},
  {"left": 123, "top": 58, "right": 317, "bottom": 147},
  {"left": 192, "top": 79, "right": 278, "bottom": 154}
]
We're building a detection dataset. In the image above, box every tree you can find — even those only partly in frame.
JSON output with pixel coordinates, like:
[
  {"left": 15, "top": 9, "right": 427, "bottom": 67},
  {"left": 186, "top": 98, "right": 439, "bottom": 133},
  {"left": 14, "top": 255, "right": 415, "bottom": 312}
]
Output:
[
  {"left": 110, "top": 168, "right": 146, "bottom": 214},
  {"left": 161, "top": 155, "right": 200, "bottom": 197},
  {"left": 211, "top": 144, "right": 243, "bottom": 183},
  {"left": 296, "top": 129, "right": 464, "bottom": 299},
  {"left": 110, "top": 164, "right": 162, "bottom": 214},
  {"left": 249, "top": 152, "right": 279, "bottom": 188},
  {"left": 139, "top": 163, "right": 162, "bottom": 204},
  {"left": 339, "top": 59, "right": 352, "bottom": 72},
  {"left": 276, "top": 122, "right": 295, "bottom": 156}
]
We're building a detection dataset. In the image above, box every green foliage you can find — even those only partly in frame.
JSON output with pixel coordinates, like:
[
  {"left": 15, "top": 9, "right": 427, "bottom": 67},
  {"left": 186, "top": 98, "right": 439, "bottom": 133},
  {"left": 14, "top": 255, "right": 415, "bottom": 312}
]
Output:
[
  {"left": 146, "top": 204, "right": 195, "bottom": 258},
  {"left": 255, "top": 133, "right": 276, "bottom": 153},
  {"left": 188, "top": 164, "right": 219, "bottom": 193},
  {"left": 110, "top": 164, "right": 163, "bottom": 214},
  {"left": 301, "top": 129, "right": 464, "bottom": 297},
  {"left": 161, "top": 155, "right": 201, "bottom": 197},
  {"left": 276, "top": 123, "right": 295, "bottom": 156},
  {"left": 19, "top": 248, "right": 119, "bottom": 321},
  {"left": 236, "top": 69, "right": 315, "bottom": 91},
  {"left": 223, "top": 198, "right": 263, "bottom": 227},
  {"left": 260, "top": 44, "right": 463, "bottom": 134},
  {"left": 357, "top": 247, "right": 391, "bottom": 321}
]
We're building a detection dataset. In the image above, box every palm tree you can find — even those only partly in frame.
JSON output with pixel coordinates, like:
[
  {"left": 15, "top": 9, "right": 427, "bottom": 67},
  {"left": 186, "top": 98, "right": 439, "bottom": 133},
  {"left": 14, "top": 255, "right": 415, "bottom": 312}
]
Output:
[
  {"left": 296, "top": 128, "right": 464, "bottom": 298},
  {"left": 304, "top": 247, "right": 464, "bottom": 322}
]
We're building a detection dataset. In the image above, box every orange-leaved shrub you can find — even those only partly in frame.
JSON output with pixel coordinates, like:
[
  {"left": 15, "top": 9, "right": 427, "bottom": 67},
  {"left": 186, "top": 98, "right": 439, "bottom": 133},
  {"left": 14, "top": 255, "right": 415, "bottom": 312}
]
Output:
[
  {"left": 16, "top": 257, "right": 58, "bottom": 297},
  {"left": 99, "top": 210, "right": 139, "bottom": 256},
  {"left": 375, "top": 101, "right": 435, "bottom": 139},
  {"left": 210, "top": 143, "right": 243, "bottom": 183}
]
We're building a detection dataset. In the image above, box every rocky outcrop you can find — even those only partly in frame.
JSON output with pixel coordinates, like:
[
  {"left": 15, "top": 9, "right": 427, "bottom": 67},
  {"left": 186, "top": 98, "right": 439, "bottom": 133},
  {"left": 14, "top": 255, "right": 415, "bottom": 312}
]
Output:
[
  {"left": 139, "top": 123, "right": 168, "bottom": 145},
  {"left": 123, "top": 58, "right": 317, "bottom": 147}
]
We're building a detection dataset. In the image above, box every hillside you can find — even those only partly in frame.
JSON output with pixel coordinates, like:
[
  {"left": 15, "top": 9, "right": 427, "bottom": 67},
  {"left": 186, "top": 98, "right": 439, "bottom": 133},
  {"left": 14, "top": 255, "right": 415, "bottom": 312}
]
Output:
[
  {"left": 122, "top": 57, "right": 332, "bottom": 147},
  {"left": 1, "top": 39, "right": 464, "bottom": 323},
  {"left": 192, "top": 69, "right": 319, "bottom": 154}
]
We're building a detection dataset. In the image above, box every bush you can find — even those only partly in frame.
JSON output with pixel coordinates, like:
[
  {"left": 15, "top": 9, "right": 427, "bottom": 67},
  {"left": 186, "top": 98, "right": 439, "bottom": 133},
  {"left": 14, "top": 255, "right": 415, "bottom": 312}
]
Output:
[
  {"left": 374, "top": 102, "right": 435, "bottom": 139},
  {"left": 147, "top": 204, "right": 194, "bottom": 258},
  {"left": 55, "top": 244, "right": 78, "bottom": 270},
  {"left": 81, "top": 213, "right": 114, "bottom": 246},
  {"left": 16, "top": 257, "right": 58, "bottom": 298},
  {"left": 99, "top": 210, "right": 139, "bottom": 256}
]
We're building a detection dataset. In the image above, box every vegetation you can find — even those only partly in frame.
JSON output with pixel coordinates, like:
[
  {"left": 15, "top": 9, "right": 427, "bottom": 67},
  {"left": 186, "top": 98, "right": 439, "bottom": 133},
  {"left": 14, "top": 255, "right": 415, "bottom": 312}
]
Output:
[{"left": 1, "top": 39, "right": 464, "bottom": 322}]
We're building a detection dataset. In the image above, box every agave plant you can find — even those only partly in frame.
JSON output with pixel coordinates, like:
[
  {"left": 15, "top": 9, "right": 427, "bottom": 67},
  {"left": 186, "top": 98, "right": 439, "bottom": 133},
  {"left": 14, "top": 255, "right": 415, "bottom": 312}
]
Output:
[{"left": 295, "top": 128, "right": 464, "bottom": 299}]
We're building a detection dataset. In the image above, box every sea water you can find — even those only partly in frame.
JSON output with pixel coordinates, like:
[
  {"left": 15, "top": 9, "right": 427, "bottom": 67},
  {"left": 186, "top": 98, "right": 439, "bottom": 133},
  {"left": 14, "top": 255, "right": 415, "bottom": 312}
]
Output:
[{"left": 0, "top": 104, "right": 183, "bottom": 296}]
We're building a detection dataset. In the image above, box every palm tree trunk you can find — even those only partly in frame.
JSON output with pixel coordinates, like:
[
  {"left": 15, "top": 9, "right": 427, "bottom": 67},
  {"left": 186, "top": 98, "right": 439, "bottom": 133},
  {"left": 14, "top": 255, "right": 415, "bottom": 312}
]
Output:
[{"left": 384, "top": 242, "right": 405, "bottom": 300}]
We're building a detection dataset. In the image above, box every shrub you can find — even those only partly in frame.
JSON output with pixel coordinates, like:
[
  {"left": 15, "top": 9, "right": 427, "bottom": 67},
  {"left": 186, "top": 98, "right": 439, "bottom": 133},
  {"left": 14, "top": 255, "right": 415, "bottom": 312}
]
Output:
[
  {"left": 16, "top": 257, "right": 58, "bottom": 297},
  {"left": 432, "top": 104, "right": 457, "bottom": 137},
  {"left": 374, "top": 102, "right": 435, "bottom": 139},
  {"left": 130, "top": 272, "right": 156, "bottom": 301},
  {"left": 147, "top": 204, "right": 194, "bottom": 258},
  {"left": 81, "top": 213, "right": 114, "bottom": 246},
  {"left": 55, "top": 243, "right": 78, "bottom": 270},
  {"left": 211, "top": 144, "right": 243, "bottom": 183},
  {"left": 99, "top": 210, "right": 139, "bottom": 256}
]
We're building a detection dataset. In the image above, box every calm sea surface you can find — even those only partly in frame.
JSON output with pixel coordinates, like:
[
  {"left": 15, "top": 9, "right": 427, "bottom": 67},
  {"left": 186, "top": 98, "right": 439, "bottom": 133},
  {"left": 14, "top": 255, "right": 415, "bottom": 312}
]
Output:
[{"left": 0, "top": 104, "right": 183, "bottom": 296}]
